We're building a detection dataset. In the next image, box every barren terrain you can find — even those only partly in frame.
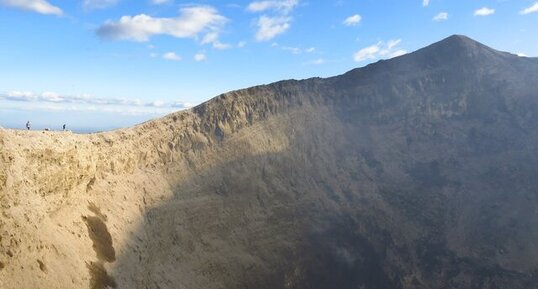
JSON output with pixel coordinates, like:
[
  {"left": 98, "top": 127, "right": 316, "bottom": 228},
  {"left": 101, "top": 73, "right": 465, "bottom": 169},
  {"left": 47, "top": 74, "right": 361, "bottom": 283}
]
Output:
[{"left": 1, "top": 35, "right": 538, "bottom": 289}]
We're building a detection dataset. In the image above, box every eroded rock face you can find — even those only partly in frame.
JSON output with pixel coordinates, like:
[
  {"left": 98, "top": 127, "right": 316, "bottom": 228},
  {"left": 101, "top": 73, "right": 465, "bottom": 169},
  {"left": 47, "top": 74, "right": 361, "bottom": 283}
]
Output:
[{"left": 1, "top": 35, "right": 538, "bottom": 289}]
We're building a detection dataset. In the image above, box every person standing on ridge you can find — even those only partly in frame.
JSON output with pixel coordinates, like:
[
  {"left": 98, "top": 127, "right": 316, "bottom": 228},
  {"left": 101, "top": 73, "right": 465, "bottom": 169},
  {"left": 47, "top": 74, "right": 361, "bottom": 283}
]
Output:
[
  {"left": 26, "top": 121, "right": 31, "bottom": 130},
  {"left": 63, "top": 124, "right": 66, "bottom": 131}
]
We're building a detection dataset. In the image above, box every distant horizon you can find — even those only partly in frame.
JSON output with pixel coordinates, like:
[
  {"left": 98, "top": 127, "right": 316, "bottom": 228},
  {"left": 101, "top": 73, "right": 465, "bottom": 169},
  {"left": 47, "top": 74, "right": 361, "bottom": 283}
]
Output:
[
  {"left": 1, "top": 0, "right": 537, "bottom": 128},
  {"left": 0, "top": 105, "right": 180, "bottom": 132},
  {"left": 0, "top": 123, "right": 122, "bottom": 134}
]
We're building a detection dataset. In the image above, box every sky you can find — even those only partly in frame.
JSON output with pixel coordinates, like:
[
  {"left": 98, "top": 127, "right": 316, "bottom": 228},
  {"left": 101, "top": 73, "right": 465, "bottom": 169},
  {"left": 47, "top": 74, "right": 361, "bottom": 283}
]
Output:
[{"left": 0, "top": 0, "right": 537, "bottom": 132}]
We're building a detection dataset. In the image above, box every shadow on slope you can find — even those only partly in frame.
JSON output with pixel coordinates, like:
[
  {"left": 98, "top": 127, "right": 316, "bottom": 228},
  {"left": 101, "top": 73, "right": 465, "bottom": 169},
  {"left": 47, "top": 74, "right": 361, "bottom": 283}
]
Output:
[
  {"left": 108, "top": 35, "right": 538, "bottom": 289},
  {"left": 110, "top": 104, "right": 538, "bottom": 288}
]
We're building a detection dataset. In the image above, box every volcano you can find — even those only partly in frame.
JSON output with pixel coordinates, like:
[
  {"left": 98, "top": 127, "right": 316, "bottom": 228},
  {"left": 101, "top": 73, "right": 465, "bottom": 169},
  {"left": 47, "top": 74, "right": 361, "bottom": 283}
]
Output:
[{"left": 1, "top": 35, "right": 538, "bottom": 289}]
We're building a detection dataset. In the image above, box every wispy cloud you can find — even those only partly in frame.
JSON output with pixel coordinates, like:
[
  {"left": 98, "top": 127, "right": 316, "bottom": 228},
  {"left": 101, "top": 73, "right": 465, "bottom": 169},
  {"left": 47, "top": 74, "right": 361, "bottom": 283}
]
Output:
[
  {"left": 248, "top": 0, "right": 299, "bottom": 41},
  {"left": 96, "top": 6, "right": 227, "bottom": 44},
  {"left": 1, "top": 103, "right": 189, "bottom": 117},
  {"left": 304, "top": 58, "right": 325, "bottom": 65},
  {"left": 201, "top": 32, "right": 231, "bottom": 49},
  {"left": 0, "top": 0, "right": 62, "bottom": 15},
  {"left": 281, "top": 45, "right": 300, "bottom": 54},
  {"left": 353, "top": 39, "right": 406, "bottom": 62},
  {"left": 343, "top": 14, "right": 361, "bottom": 26},
  {"left": 255, "top": 16, "right": 290, "bottom": 41},
  {"left": 247, "top": 0, "right": 298, "bottom": 13},
  {"left": 474, "top": 7, "right": 495, "bottom": 16},
  {"left": 271, "top": 43, "right": 315, "bottom": 54},
  {"left": 151, "top": 0, "right": 170, "bottom": 4},
  {"left": 422, "top": 0, "right": 429, "bottom": 7},
  {"left": 83, "top": 0, "right": 118, "bottom": 10},
  {"left": 163, "top": 52, "right": 182, "bottom": 61},
  {"left": 433, "top": 12, "right": 448, "bottom": 21},
  {"left": 0, "top": 91, "right": 193, "bottom": 113},
  {"left": 194, "top": 53, "right": 206, "bottom": 61},
  {"left": 520, "top": 2, "right": 538, "bottom": 15}
]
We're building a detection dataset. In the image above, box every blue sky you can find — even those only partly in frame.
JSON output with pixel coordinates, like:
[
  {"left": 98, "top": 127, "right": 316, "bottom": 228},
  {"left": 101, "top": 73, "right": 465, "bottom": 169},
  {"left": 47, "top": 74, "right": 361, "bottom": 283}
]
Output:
[{"left": 1, "top": 0, "right": 537, "bottom": 131}]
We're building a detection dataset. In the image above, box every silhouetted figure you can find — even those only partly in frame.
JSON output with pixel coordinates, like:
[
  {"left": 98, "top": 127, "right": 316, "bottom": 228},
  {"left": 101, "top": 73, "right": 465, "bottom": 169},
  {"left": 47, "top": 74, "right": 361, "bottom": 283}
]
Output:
[
  {"left": 26, "top": 121, "right": 31, "bottom": 130},
  {"left": 63, "top": 124, "right": 66, "bottom": 131}
]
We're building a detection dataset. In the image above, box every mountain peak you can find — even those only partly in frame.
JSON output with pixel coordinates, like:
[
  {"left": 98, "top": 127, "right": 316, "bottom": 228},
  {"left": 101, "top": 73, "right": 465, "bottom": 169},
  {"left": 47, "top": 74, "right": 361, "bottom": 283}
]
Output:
[
  {"left": 421, "top": 34, "right": 514, "bottom": 60},
  {"left": 433, "top": 34, "right": 491, "bottom": 51},
  {"left": 340, "top": 35, "right": 506, "bottom": 82},
  {"left": 442, "top": 34, "right": 478, "bottom": 44},
  {"left": 384, "top": 34, "right": 512, "bottom": 71}
]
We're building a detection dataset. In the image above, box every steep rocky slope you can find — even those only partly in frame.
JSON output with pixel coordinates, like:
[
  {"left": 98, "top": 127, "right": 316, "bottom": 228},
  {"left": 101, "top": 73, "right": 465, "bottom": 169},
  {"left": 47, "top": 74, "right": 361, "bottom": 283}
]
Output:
[{"left": 1, "top": 35, "right": 538, "bottom": 289}]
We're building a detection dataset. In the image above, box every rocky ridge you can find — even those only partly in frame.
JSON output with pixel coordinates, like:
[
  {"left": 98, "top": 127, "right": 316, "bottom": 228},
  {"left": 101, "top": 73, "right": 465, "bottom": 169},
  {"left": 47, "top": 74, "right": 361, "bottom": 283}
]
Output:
[{"left": 1, "top": 35, "right": 538, "bottom": 289}]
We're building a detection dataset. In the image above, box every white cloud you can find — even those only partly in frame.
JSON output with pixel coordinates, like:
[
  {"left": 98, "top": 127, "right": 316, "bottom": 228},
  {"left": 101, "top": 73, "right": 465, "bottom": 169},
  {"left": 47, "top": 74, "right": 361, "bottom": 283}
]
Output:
[
  {"left": 97, "top": 6, "right": 227, "bottom": 42},
  {"left": 353, "top": 39, "right": 407, "bottom": 62},
  {"left": 5, "top": 91, "right": 36, "bottom": 101},
  {"left": 255, "top": 16, "right": 290, "bottom": 41},
  {"left": 354, "top": 44, "right": 380, "bottom": 62},
  {"left": 201, "top": 31, "right": 218, "bottom": 44},
  {"left": 0, "top": 90, "right": 193, "bottom": 112},
  {"left": 212, "top": 42, "right": 231, "bottom": 49},
  {"left": 247, "top": 0, "right": 298, "bottom": 13},
  {"left": 151, "top": 0, "right": 170, "bottom": 4},
  {"left": 304, "top": 58, "right": 325, "bottom": 65},
  {"left": 520, "top": 2, "right": 538, "bottom": 15},
  {"left": 83, "top": 0, "right": 118, "bottom": 10},
  {"left": 237, "top": 41, "right": 247, "bottom": 48},
  {"left": 0, "top": 103, "right": 180, "bottom": 116},
  {"left": 248, "top": 0, "right": 299, "bottom": 42},
  {"left": 149, "top": 100, "right": 165, "bottom": 107},
  {"left": 387, "top": 39, "right": 401, "bottom": 49},
  {"left": 0, "top": 0, "right": 62, "bottom": 15},
  {"left": 422, "top": 0, "right": 429, "bottom": 7},
  {"left": 433, "top": 12, "right": 448, "bottom": 21},
  {"left": 270, "top": 43, "right": 314, "bottom": 54},
  {"left": 5, "top": 91, "right": 71, "bottom": 102},
  {"left": 177, "top": 102, "right": 193, "bottom": 108},
  {"left": 163, "top": 52, "right": 182, "bottom": 61},
  {"left": 282, "top": 46, "right": 301, "bottom": 54},
  {"left": 343, "top": 14, "right": 361, "bottom": 26},
  {"left": 201, "top": 31, "right": 231, "bottom": 49},
  {"left": 389, "top": 49, "right": 407, "bottom": 58},
  {"left": 474, "top": 7, "right": 495, "bottom": 16},
  {"left": 194, "top": 53, "right": 206, "bottom": 61},
  {"left": 41, "top": 91, "right": 63, "bottom": 102}
]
